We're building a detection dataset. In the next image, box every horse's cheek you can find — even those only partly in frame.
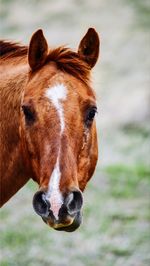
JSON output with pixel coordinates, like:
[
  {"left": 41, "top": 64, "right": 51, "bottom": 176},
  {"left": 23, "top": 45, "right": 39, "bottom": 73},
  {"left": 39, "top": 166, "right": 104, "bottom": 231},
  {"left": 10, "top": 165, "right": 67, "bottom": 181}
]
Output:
[{"left": 77, "top": 151, "right": 90, "bottom": 191}]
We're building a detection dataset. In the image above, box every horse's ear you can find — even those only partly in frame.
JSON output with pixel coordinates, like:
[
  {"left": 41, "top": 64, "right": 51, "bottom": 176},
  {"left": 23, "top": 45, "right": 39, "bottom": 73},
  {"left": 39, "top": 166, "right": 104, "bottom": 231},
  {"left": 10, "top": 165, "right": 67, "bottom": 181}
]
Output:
[
  {"left": 28, "top": 29, "right": 48, "bottom": 71},
  {"left": 78, "top": 28, "right": 100, "bottom": 68}
]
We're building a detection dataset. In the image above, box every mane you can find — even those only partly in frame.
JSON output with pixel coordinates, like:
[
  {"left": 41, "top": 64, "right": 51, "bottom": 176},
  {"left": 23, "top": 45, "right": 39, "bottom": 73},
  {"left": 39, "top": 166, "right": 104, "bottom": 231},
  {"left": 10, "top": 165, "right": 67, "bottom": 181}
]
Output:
[
  {"left": 0, "top": 40, "right": 90, "bottom": 84},
  {"left": 0, "top": 40, "right": 27, "bottom": 58}
]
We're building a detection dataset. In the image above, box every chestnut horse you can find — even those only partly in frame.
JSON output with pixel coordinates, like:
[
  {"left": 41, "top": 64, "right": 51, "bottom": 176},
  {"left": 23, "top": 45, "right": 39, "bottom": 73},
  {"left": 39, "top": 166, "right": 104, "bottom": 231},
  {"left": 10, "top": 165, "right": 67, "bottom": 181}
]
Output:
[{"left": 0, "top": 28, "right": 100, "bottom": 232}]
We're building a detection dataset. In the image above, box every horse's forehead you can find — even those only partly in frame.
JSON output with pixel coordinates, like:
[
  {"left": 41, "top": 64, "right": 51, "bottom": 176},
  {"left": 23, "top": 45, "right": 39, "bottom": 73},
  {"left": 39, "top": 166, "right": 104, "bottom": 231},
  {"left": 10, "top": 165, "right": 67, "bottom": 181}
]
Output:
[
  {"left": 45, "top": 83, "right": 67, "bottom": 103},
  {"left": 44, "top": 74, "right": 95, "bottom": 101},
  {"left": 26, "top": 70, "right": 95, "bottom": 103}
]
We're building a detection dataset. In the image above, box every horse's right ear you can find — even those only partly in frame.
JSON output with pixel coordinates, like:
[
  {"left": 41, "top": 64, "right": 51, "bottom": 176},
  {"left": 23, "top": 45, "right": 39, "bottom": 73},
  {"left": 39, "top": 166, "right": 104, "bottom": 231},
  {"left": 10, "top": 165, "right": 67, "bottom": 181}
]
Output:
[
  {"left": 78, "top": 28, "right": 100, "bottom": 69},
  {"left": 28, "top": 29, "right": 48, "bottom": 71}
]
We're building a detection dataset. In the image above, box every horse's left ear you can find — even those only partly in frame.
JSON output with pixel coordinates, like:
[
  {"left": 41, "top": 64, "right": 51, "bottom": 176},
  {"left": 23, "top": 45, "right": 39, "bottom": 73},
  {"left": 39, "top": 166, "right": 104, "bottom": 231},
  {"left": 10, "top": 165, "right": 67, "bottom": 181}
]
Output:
[
  {"left": 78, "top": 28, "right": 100, "bottom": 68},
  {"left": 28, "top": 29, "right": 48, "bottom": 71}
]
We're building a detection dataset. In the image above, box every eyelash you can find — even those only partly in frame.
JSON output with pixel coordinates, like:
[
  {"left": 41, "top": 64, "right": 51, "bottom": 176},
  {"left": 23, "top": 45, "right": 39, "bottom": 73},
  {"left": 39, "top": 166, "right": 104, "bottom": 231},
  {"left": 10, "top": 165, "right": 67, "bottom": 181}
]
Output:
[
  {"left": 85, "top": 106, "right": 97, "bottom": 126},
  {"left": 22, "top": 105, "right": 36, "bottom": 125}
]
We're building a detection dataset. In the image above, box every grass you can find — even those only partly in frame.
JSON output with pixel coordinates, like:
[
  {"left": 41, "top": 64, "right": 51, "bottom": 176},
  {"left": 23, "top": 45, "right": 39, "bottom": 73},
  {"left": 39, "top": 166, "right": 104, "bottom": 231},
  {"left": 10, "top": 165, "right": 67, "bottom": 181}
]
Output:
[
  {"left": 122, "top": 124, "right": 150, "bottom": 139},
  {"left": 126, "top": 0, "right": 150, "bottom": 29},
  {"left": 104, "top": 164, "right": 150, "bottom": 198}
]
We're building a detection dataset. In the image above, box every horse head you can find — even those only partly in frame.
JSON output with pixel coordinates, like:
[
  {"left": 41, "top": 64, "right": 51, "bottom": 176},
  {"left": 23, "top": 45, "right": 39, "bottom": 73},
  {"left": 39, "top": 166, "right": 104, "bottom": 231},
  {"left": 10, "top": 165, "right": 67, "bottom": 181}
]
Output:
[{"left": 20, "top": 28, "right": 100, "bottom": 232}]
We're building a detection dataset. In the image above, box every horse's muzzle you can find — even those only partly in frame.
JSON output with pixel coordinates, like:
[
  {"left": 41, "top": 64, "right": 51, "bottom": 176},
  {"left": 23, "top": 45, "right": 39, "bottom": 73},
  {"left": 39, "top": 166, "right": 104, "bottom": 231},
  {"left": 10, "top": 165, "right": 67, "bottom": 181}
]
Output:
[{"left": 32, "top": 189, "right": 83, "bottom": 232}]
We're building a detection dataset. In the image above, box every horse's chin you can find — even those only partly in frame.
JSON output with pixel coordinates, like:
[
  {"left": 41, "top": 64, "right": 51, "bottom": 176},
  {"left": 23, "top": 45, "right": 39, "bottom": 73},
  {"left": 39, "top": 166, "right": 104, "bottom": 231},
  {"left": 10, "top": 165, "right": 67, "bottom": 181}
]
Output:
[
  {"left": 55, "top": 212, "right": 82, "bottom": 232},
  {"left": 42, "top": 212, "right": 82, "bottom": 232}
]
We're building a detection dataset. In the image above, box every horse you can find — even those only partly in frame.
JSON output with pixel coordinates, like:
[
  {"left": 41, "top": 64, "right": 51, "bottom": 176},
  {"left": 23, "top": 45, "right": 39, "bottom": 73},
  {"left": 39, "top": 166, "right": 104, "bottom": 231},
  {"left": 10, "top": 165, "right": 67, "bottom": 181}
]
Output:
[{"left": 0, "top": 28, "right": 100, "bottom": 232}]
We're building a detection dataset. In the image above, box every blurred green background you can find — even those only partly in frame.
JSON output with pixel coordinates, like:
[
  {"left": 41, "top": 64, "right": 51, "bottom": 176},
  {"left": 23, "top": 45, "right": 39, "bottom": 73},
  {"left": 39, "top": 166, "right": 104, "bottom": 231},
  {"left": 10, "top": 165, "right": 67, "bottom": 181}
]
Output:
[{"left": 0, "top": 0, "right": 150, "bottom": 265}]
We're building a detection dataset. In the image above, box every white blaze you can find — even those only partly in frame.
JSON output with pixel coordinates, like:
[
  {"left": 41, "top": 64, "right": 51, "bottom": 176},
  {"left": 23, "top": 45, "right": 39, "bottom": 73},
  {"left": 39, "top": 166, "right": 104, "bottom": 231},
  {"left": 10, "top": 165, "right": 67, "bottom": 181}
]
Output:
[
  {"left": 45, "top": 83, "right": 67, "bottom": 219},
  {"left": 45, "top": 83, "right": 67, "bottom": 134}
]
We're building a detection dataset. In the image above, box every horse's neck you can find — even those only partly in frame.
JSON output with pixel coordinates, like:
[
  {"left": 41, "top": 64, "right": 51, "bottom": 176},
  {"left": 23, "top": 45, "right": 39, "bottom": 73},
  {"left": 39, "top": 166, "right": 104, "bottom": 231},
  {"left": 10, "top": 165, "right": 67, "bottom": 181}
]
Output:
[{"left": 0, "top": 59, "right": 30, "bottom": 206}]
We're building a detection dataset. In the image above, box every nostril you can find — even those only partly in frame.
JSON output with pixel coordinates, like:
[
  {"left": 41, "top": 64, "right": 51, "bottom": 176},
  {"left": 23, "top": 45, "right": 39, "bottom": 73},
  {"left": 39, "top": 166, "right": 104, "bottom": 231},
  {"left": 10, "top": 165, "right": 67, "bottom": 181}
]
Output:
[
  {"left": 32, "top": 191, "right": 50, "bottom": 217},
  {"left": 66, "top": 190, "right": 83, "bottom": 215}
]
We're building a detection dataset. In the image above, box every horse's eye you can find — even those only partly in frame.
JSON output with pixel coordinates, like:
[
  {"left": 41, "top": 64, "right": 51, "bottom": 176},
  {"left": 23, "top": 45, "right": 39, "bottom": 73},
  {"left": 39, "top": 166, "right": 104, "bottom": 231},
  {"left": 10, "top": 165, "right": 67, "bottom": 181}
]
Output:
[
  {"left": 22, "top": 105, "right": 36, "bottom": 124},
  {"left": 85, "top": 106, "right": 97, "bottom": 126}
]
